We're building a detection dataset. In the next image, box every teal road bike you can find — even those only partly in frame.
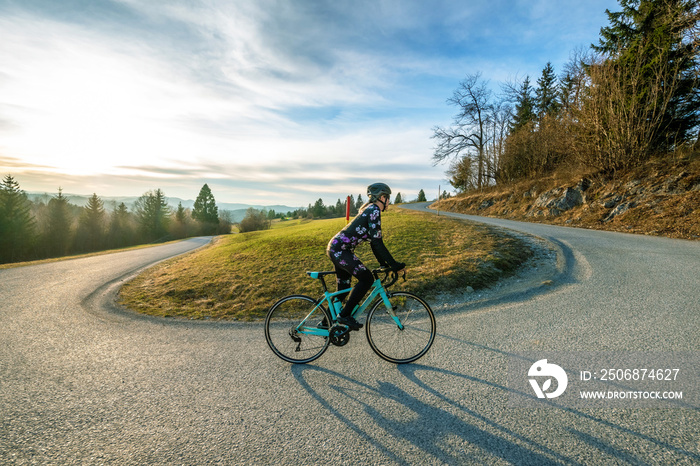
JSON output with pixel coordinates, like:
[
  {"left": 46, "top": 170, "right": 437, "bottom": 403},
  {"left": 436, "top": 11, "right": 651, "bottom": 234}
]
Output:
[{"left": 264, "top": 267, "right": 436, "bottom": 364}]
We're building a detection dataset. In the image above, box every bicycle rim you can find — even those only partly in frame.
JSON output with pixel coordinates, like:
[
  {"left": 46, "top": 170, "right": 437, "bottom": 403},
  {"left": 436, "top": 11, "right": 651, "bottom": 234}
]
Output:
[
  {"left": 264, "top": 295, "right": 331, "bottom": 364},
  {"left": 366, "top": 292, "right": 435, "bottom": 364}
]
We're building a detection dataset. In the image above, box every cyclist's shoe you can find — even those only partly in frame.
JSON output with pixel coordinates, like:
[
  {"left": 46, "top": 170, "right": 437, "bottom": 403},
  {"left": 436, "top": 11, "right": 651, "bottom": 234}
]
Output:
[{"left": 337, "top": 315, "right": 363, "bottom": 331}]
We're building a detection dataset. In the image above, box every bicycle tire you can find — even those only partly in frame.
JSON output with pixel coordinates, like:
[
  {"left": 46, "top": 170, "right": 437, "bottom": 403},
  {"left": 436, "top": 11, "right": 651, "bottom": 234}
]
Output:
[
  {"left": 264, "top": 295, "right": 332, "bottom": 364},
  {"left": 365, "top": 291, "right": 435, "bottom": 364}
]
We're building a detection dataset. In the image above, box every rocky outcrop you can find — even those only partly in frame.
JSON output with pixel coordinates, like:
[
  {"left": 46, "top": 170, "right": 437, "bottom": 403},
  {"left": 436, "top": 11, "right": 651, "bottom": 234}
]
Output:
[
  {"left": 434, "top": 159, "right": 700, "bottom": 240},
  {"left": 526, "top": 179, "right": 590, "bottom": 217}
]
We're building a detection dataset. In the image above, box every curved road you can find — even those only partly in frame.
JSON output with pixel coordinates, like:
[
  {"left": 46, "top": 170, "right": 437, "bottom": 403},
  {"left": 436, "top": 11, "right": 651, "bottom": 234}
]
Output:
[{"left": 1, "top": 212, "right": 698, "bottom": 464}]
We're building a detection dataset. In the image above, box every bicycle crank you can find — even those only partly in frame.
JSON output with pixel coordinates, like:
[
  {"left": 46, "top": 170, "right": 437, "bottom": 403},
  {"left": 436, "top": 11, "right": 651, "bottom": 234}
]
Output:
[{"left": 329, "top": 325, "right": 350, "bottom": 346}]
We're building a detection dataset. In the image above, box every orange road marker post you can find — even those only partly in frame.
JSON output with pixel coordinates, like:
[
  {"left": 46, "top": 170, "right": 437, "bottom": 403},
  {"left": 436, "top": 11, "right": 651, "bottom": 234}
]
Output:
[{"left": 346, "top": 195, "right": 351, "bottom": 224}]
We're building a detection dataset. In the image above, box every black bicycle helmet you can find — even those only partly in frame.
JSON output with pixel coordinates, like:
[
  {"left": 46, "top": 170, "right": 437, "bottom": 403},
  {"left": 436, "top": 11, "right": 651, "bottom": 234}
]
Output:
[{"left": 367, "top": 182, "right": 391, "bottom": 202}]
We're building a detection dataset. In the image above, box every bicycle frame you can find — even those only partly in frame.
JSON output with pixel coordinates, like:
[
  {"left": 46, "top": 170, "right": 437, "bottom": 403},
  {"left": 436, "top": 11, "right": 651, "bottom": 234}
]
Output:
[{"left": 296, "top": 275, "right": 403, "bottom": 337}]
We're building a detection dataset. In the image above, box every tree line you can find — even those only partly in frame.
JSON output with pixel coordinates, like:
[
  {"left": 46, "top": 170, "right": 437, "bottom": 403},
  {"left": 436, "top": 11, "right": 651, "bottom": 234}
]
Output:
[
  {"left": 0, "top": 177, "right": 231, "bottom": 264},
  {"left": 237, "top": 189, "right": 432, "bottom": 233},
  {"left": 290, "top": 191, "right": 423, "bottom": 219},
  {"left": 433, "top": 0, "right": 699, "bottom": 191}
]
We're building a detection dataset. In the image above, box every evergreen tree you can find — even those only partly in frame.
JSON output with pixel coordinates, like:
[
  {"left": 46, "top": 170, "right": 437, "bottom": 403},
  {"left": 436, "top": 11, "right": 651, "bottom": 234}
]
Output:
[
  {"left": 192, "top": 183, "right": 219, "bottom": 225},
  {"left": 447, "top": 156, "right": 476, "bottom": 192},
  {"left": 348, "top": 194, "right": 357, "bottom": 215},
  {"left": 355, "top": 194, "right": 363, "bottom": 212},
  {"left": 417, "top": 189, "right": 427, "bottom": 202},
  {"left": 335, "top": 199, "right": 343, "bottom": 216},
  {"left": 592, "top": 0, "right": 700, "bottom": 151},
  {"left": 511, "top": 76, "right": 536, "bottom": 132},
  {"left": 135, "top": 189, "right": 170, "bottom": 242},
  {"left": 176, "top": 202, "right": 187, "bottom": 223},
  {"left": 394, "top": 192, "right": 403, "bottom": 204},
  {"left": 76, "top": 193, "right": 105, "bottom": 252},
  {"left": 45, "top": 188, "right": 72, "bottom": 257},
  {"left": 559, "top": 73, "right": 577, "bottom": 114},
  {"left": 312, "top": 198, "right": 326, "bottom": 218},
  {"left": 0, "top": 175, "right": 36, "bottom": 263},
  {"left": 108, "top": 202, "right": 134, "bottom": 248},
  {"left": 535, "top": 62, "right": 560, "bottom": 118},
  {"left": 171, "top": 202, "right": 188, "bottom": 239},
  {"left": 559, "top": 48, "right": 591, "bottom": 114}
]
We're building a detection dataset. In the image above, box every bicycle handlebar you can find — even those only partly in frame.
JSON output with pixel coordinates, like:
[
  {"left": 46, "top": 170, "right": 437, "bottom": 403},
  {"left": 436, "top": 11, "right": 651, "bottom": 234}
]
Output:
[
  {"left": 308, "top": 267, "right": 406, "bottom": 291},
  {"left": 372, "top": 266, "right": 406, "bottom": 288}
]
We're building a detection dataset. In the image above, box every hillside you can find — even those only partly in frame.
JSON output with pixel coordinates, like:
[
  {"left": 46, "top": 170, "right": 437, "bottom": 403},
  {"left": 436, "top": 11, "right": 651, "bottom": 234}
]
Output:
[
  {"left": 433, "top": 155, "right": 700, "bottom": 240},
  {"left": 118, "top": 210, "right": 533, "bottom": 320}
]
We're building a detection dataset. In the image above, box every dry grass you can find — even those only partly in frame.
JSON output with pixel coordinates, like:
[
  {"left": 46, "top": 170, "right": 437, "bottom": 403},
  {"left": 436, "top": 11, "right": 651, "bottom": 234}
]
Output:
[
  {"left": 436, "top": 154, "right": 700, "bottom": 240},
  {"left": 118, "top": 209, "right": 532, "bottom": 321}
]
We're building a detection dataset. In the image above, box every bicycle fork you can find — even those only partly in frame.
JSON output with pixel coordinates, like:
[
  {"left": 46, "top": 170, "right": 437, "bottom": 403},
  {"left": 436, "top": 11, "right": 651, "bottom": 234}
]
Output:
[{"left": 379, "top": 290, "right": 404, "bottom": 331}]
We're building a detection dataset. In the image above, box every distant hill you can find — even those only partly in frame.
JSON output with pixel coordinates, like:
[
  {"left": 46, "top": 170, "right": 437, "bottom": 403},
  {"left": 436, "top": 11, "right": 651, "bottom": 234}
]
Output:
[{"left": 26, "top": 192, "right": 300, "bottom": 223}]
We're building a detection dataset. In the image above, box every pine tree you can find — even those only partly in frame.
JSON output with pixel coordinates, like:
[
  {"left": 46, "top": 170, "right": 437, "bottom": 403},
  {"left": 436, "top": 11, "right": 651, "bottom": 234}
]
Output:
[
  {"left": 335, "top": 199, "right": 343, "bottom": 216},
  {"left": 417, "top": 189, "right": 427, "bottom": 202},
  {"left": 76, "top": 193, "right": 105, "bottom": 252},
  {"left": 45, "top": 188, "right": 72, "bottom": 257},
  {"left": 592, "top": 0, "right": 700, "bottom": 151},
  {"left": 176, "top": 202, "right": 187, "bottom": 223},
  {"left": 559, "top": 73, "right": 577, "bottom": 114},
  {"left": 394, "top": 192, "right": 403, "bottom": 204},
  {"left": 108, "top": 202, "right": 134, "bottom": 248},
  {"left": 0, "top": 175, "right": 36, "bottom": 263},
  {"left": 447, "top": 156, "right": 476, "bottom": 192},
  {"left": 168, "top": 202, "right": 186, "bottom": 239},
  {"left": 192, "top": 184, "right": 219, "bottom": 225},
  {"left": 535, "top": 62, "right": 560, "bottom": 118},
  {"left": 349, "top": 194, "right": 358, "bottom": 215},
  {"left": 312, "top": 198, "right": 326, "bottom": 218},
  {"left": 135, "top": 189, "right": 170, "bottom": 242},
  {"left": 511, "top": 76, "right": 535, "bottom": 132}
]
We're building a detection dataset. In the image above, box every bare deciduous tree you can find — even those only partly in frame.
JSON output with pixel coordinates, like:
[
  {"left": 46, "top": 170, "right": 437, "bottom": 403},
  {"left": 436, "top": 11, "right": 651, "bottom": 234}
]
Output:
[{"left": 432, "top": 73, "right": 494, "bottom": 189}]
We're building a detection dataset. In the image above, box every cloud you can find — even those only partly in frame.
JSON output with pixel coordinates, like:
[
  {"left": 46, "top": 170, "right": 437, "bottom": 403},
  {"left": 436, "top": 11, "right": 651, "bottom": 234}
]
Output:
[{"left": 1, "top": 0, "right": 619, "bottom": 206}]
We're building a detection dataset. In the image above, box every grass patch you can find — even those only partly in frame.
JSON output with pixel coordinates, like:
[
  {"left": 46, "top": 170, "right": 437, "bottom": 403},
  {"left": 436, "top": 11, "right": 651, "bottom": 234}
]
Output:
[{"left": 118, "top": 209, "right": 532, "bottom": 320}]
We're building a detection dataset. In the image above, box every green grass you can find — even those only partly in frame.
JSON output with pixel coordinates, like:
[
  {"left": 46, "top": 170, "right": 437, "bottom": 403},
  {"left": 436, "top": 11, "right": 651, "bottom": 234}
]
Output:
[{"left": 118, "top": 209, "right": 532, "bottom": 320}]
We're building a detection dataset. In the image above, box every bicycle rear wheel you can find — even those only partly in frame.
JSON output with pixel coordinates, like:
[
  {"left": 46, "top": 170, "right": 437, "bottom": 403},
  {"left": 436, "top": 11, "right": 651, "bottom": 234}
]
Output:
[
  {"left": 264, "top": 295, "right": 331, "bottom": 364},
  {"left": 365, "top": 292, "right": 435, "bottom": 364}
]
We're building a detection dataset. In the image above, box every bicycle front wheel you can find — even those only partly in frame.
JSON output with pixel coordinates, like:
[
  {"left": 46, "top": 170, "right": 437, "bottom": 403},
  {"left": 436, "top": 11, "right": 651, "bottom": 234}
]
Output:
[
  {"left": 264, "top": 295, "right": 331, "bottom": 364},
  {"left": 366, "top": 292, "right": 436, "bottom": 364}
]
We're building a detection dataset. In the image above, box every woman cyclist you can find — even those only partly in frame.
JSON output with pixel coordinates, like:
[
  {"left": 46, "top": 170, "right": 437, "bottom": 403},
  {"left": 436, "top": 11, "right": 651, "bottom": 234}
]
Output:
[{"left": 326, "top": 182, "right": 405, "bottom": 330}]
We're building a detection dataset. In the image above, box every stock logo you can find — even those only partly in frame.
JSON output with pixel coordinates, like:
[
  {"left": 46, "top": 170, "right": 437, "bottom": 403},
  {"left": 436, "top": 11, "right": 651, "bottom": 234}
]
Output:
[{"left": 528, "top": 359, "right": 568, "bottom": 399}]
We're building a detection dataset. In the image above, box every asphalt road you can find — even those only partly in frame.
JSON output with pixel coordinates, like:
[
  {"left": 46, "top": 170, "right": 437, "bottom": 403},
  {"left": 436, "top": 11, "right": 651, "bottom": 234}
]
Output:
[{"left": 1, "top": 211, "right": 698, "bottom": 465}]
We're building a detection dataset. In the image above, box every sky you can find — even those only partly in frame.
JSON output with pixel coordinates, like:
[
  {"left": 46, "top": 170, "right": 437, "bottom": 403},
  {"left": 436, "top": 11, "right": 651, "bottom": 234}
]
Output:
[{"left": 0, "top": 0, "right": 619, "bottom": 207}]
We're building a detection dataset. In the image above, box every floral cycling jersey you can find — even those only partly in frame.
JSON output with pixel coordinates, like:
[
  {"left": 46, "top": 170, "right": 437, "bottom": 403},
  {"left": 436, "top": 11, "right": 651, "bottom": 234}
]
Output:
[{"left": 326, "top": 203, "right": 399, "bottom": 270}]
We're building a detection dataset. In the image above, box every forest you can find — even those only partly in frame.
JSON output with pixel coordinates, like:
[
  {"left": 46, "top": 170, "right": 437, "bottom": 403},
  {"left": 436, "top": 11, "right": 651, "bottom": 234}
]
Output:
[
  {"left": 0, "top": 180, "right": 230, "bottom": 264},
  {"left": 432, "top": 0, "right": 699, "bottom": 191}
]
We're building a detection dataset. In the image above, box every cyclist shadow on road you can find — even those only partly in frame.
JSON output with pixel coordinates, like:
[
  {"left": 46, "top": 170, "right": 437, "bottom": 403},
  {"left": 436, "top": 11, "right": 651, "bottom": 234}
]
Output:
[
  {"left": 291, "top": 361, "right": 698, "bottom": 465},
  {"left": 290, "top": 363, "right": 564, "bottom": 465}
]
